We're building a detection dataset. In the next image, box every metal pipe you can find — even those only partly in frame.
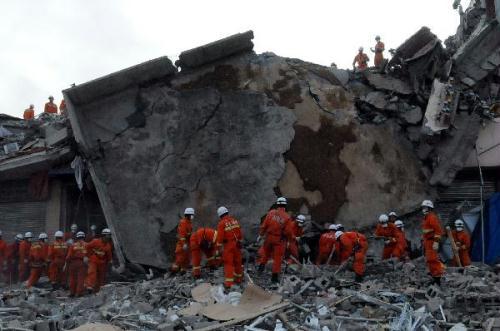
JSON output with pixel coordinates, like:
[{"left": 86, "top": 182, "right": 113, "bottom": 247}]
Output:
[{"left": 475, "top": 145, "right": 485, "bottom": 264}]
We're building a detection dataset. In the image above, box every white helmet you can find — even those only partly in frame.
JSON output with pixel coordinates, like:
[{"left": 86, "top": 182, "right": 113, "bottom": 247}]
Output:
[
  {"left": 71, "top": 224, "right": 78, "bottom": 231},
  {"left": 359, "top": 47, "right": 364, "bottom": 52},
  {"left": 39, "top": 233, "right": 48, "bottom": 240},
  {"left": 184, "top": 207, "right": 195, "bottom": 216},
  {"left": 76, "top": 231, "right": 86, "bottom": 238},
  {"left": 217, "top": 206, "right": 229, "bottom": 218},
  {"left": 378, "top": 214, "right": 389, "bottom": 223},
  {"left": 328, "top": 224, "right": 338, "bottom": 231},
  {"left": 296, "top": 215, "right": 306, "bottom": 223},
  {"left": 101, "top": 228, "right": 111, "bottom": 235},
  {"left": 276, "top": 197, "right": 287, "bottom": 206},
  {"left": 335, "top": 231, "right": 344, "bottom": 240},
  {"left": 336, "top": 224, "right": 344, "bottom": 231},
  {"left": 55, "top": 231, "right": 64, "bottom": 238},
  {"left": 388, "top": 211, "right": 397, "bottom": 217},
  {"left": 455, "top": 219, "right": 464, "bottom": 228},
  {"left": 421, "top": 200, "right": 434, "bottom": 209},
  {"left": 15, "top": 233, "right": 24, "bottom": 241},
  {"left": 395, "top": 220, "right": 404, "bottom": 228},
  {"left": 90, "top": 224, "right": 97, "bottom": 231},
  {"left": 24, "top": 232, "right": 33, "bottom": 239}
]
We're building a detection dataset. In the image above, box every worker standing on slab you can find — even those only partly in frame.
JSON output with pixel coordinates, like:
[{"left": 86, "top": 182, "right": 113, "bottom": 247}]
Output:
[
  {"left": 66, "top": 231, "right": 88, "bottom": 297},
  {"left": 44, "top": 95, "right": 58, "bottom": 114},
  {"left": 48, "top": 231, "right": 68, "bottom": 289},
  {"left": 371, "top": 35, "right": 385, "bottom": 68},
  {"left": 285, "top": 214, "right": 306, "bottom": 264},
  {"left": 171, "top": 208, "right": 194, "bottom": 274},
  {"left": 26, "top": 233, "right": 49, "bottom": 288},
  {"left": 216, "top": 206, "right": 243, "bottom": 289},
  {"left": 19, "top": 232, "right": 33, "bottom": 281},
  {"left": 450, "top": 219, "right": 471, "bottom": 267},
  {"left": 190, "top": 227, "right": 220, "bottom": 278},
  {"left": 64, "top": 224, "right": 78, "bottom": 243},
  {"left": 375, "top": 214, "right": 398, "bottom": 259},
  {"left": 23, "top": 104, "right": 35, "bottom": 120},
  {"left": 316, "top": 224, "right": 339, "bottom": 265},
  {"left": 85, "top": 228, "right": 113, "bottom": 293},
  {"left": 335, "top": 230, "right": 368, "bottom": 282},
  {"left": 352, "top": 47, "right": 370, "bottom": 71},
  {"left": 392, "top": 220, "right": 408, "bottom": 261},
  {"left": 257, "top": 197, "right": 292, "bottom": 283},
  {"left": 59, "top": 99, "right": 67, "bottom": 116},
  {"left": 6, "top": 234, "right": 23, "bottom": 283},
  {"left": 421, "top": 200, "right": 445, "bottom": 285}
]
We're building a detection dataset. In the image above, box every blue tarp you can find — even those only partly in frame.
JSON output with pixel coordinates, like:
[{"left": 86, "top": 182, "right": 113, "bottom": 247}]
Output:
[{"left": 471, "top": 192, "right": 500, "bottom": 264}]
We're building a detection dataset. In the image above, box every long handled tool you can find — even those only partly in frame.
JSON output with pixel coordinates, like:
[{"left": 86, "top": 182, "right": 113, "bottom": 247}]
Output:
[{"left": 446, "top": 227, "right": 462, "bottom": 267}]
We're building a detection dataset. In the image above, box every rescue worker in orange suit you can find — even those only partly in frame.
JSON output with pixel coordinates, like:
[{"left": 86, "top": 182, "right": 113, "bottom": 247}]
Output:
[
  {"left": 48, "top": 231, "right": 68, "bottom": 289},
  {"left": 44, "top": 95, "right": 58, "bottom": 114},
  {"left": 352, "top": 47, "right": 370, "bottom": 71},
  {"left": 64, "top": 224, "right": 78, "bottom": 243},
  {"left": 335, "top": 230, "right": 368, "bottom": 282},
  {"left": 190, "top": 227, "right": 220, "bottom": 278},
  {"left": 26, "top": 233, "right": 49, "bottom": 288},
  {"left": 388, "top": 211, "right": 398, "bottom": 224},
  {"left": 23, "top": 104, "right": 35, "bottom": 120},
  {"left": 171, "top": 208, "right": 194, "bottom": 273},
  {"left": 375, "top": 214, "right": 398, "bottom": 259},
  {"left": 449, "top": 219, "right": 471, "bottom": 267},
  {"left": 0, "top": 231, "right": 6, "bottom": 283},
  {"left": 216, "top": 206, "right": 243, "bottom": 289},
  {"left": 6, "top": 234, "right": 23, "bottom": 283},
  {"left": 19, "top": 232, "right": 33, "bottom": 281},
  {"left": 59, "top": 99, "right": 67, "bottom": 116},
  {"left": 392, "top": 220, "right": 408, "bottom": 261},
  {"left": 285, "top": 214, "right": 306, "bottom": 264},
  {"left": 421, "top": 200, "right": 445, "bottom": 285},
  {"left": 316, "top": 224, "right": 339, "bottom": 265},
  {"left": 257, "top": 197, "right": 292, "bottom": 283},
  {"left": 86, "top": 224, "right": 98, "bottom": 243},
  {"left": 85, "top": 228, "right": 113, "bottom": 293},
  {"left": 371, "top": 35, "right": 385, "bottom": 67},
  {"left": 66, "top": 231, "right": 88, "bottom": 297}
]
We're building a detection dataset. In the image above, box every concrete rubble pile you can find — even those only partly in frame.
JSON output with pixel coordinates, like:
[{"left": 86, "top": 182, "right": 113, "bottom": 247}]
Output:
[{"left": 1, "top": 259, "right": 499, "bottom": 330}]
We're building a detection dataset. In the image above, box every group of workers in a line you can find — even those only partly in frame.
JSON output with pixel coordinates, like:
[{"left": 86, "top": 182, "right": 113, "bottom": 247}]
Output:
[
  {"left": 0, "top": 224, "right": 113, "bottom": 297},
  {"left": 352, "top": 35, "right": 386, "bottom": 71},
  {"left": 171, "top": 197, "right": 472, "bottom": 289},
  {"left": 23, "top": 95, "right": 66, "bottom": 120}
]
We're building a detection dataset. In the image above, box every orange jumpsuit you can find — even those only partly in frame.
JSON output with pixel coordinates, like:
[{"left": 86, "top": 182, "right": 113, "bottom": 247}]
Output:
[
  {"left": 451, "top": 230, "right": 471, "bottom": 267},
  {"left": 27, "top": 241, "right": 48, "bottom": 288},
  {"left": 190, "top": 228, "right": 220, "bottom": 277},
  {"left": 5, "top": 242, "right": 20, "bottom": 283},
  {"left": 374, "top": 41, "right": 385, "bottom": 67},
  {"left": 66, "top": 240, "right": 88, "bottom": 296},
  {"left": 422, "top": 212, "right": 445, "bottom": 277},
  {"left": 375, "top": 223, "right": 398, "bottom": 259},
  {"left": 171, "top": 217, "right": 192, "bottom": 272},
  {"left": 392, "top": 228, "right": 408, "bottom": 260},
  {"left": 48, "top": 239, "right": 68, "bottom": 286},
  {"left": 59, "top": 99, "right": 67, "bottom": 116},
  {"left": 217, "top": 214, "right": 243, "bottom": 288},
  {"left": 85, "top": 238, "right": 113, "bottom": 292},
  {"left": 0, "top": 239, "right": 6, "bottom": 282},
  {"left": 316, "top": 232, "right": 339, "bottom": 265},
  {"left": 258, "top": 208, "right": 291, "bottom": 274},
  {"left": 284, "top": 219, "right": 303, "bottom": 264},
  {"left": 353, "top": 53, "right": 369, "bottom": 70},
  {"left": 85, "top": 233, "right": 97, "bottom": 243},
  {"left": 338, "top": 232, "right": 368, "bottom": 276},
  {"left": 24, "top": 108, "right": 35, "bottom": 120},
  {"left": 18, "top": 240, "right": 31, "bottom": 281},
  {"left": 44, "top": 102, "right": 58, "bottom": 114}
]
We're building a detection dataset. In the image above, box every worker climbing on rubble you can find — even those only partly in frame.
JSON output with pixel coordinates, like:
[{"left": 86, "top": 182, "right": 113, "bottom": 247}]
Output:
[
  {"left": 316, "top": 224, "right": 339, "bottom": 265},
  {"left": 352, "top": 47, "right": 370, "bottom": 71},
  {"left": 86, "top": 228, "right": 113, "bottom": 293},
  {"left": 86, "top": 224, "right": 98, "bottom": 242},
  {"left": 421, "top": 200, "right": 445, "bottom": 285},
  {"left": 26, "top": 233, "right": 49, "bottom": 288},
  {"left": 48, "top": 231, "right": 68, "bottom": 289},
  {"left": 374, "top": 214, "right": 398, "bottom": 259},
  {"left": 449, "top": 219, "right": 471, "bottom": 267},
  {"left": 371, "top": 35, "right": 385, "bottom": 68},
  {"left": 190, "top": 227, "right": 220, "bottom": 278},
  {"left": 392, "top": 220, "right": 408, "bottom": 261},
  {"left": 0, "top": 231, "right": 6, "bottom": 283},
  {"left": 388, "top": 211, "right": 398, "bottom": 223},
  {"left": 6, "top": 234, "right": 23, "bottom": 283},
  {"left": 66, "top": 231, "right": 88, "bottom": 297},
  {"left": 257, "top": 197, "right": 292, "bottom": 283},
  {"left": 171, "top": 207, "right": 194, "bottom": 274},
  {"left": 65, "top": 224, "right": 78, "bottom": 242},
  {"left": 335, "top": 230, "right": 368, "bottom": 282},
  {"left": 19, "top": 232, "right": 33, "bottom": 281},
  {"left": 285, "top": 214, "right": 306, "bottom": 264},
  {"left": 215, "top": 206, "right": 243, "bottom": 289},
  {"left": 23, "top": 104, "right": 35, "bottom": 120},
  {"left": 44, "top": 95, "right": 58, "bottom": 114}
]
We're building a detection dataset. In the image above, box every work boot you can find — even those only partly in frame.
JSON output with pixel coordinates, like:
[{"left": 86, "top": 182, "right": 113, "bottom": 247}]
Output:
[
  {"left": 271, "top": 273, "right": 279, "bottom": 283},
  {"left": 257, "top": 264, "right": 265, "bottom": 273},
  {"left": 355, "top": 274, "right": 364, "bottom": 283},
  {"left": 432, "top": 277, "right": 441, "bottom": 286}
]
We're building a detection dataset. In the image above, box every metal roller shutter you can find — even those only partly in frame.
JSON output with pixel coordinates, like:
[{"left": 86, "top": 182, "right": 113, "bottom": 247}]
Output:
[{"left": 0, "top": 201, "right": 47, "bottom": 242}]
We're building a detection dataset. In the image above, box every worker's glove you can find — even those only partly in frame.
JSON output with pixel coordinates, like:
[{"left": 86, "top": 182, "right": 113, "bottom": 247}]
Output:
[
  {"left": 214, "top": 250, "right": 220, "bottom": 258},
  {"left": 295, "top": 237, "right": 300, "bottom": 242},
  {"left": 83, "top": 256, "right": 89, "bottom": 265},
  {"left": 182, "top": 243, "right": 188, "bottom": 251},
  {"left": 432, "top": 241, "right": 439, "bottom": 251},
  {"left": 384, "top": 239, "right": 391, "bottom": 245}
]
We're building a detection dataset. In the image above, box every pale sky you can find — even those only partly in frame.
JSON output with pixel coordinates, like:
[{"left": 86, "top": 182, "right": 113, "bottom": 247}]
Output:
[{"left": 0, "top": 0, "right": 470, "bottom": 118}]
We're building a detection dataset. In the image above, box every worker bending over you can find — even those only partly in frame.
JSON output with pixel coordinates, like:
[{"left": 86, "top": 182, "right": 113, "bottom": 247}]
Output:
[
  {"left": 374, "top": 214, "right": 398, "bottom": 259},
  {"left": 335, "top": 230, "right": 368, "bottom": 282},
  {"left": 48, "top": 231, "right": 68, "bottom": 289},
  {"left": 285, "top": 214, "right": 306, "bottom": 264},
  {"left": 85, "top": 228, "right": 113, "bottom": 293},
  {"left": 66, "top": 231, "right": 88, "bottom": 297},
  {"left": 316, "top": 224, "right": 339, "bottom": 265},
  {"left": 190, "top": 227, "right": 220, "bottom": 278},
  {"left": 216, "top": 206, "right": 243, "bottom": 289},
  {"left": 421, "top": 200, "right": 445, "bottom": 285},
  {"left": 27, "top": 233, "right": 49, "bottom": 288},
  {"left": 450, "top": 219, "right": 471, "bottom": 267},
  {"left": 171, "top": 208, "right": 194, "bottom": 273},
  {"left": 353, "top": 47, "right": 370, "bottom": 70}
]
